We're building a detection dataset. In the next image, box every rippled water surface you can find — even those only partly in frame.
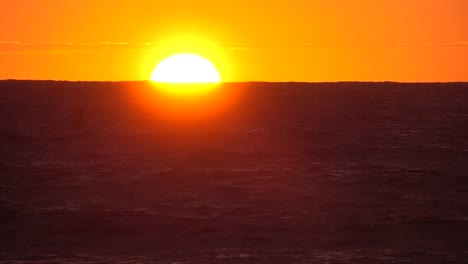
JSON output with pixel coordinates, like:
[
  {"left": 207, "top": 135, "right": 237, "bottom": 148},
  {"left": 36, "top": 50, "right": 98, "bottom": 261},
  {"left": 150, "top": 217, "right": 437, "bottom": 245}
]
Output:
[{"left": 1, "top": 81, "right": 467, "bottom": 263}]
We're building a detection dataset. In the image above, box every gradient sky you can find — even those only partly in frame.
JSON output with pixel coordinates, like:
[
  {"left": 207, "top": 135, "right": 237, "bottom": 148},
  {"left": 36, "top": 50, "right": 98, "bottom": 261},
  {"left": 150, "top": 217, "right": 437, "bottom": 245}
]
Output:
[{"left": 1, "top": 0, "right": 467, "bottom": 81}]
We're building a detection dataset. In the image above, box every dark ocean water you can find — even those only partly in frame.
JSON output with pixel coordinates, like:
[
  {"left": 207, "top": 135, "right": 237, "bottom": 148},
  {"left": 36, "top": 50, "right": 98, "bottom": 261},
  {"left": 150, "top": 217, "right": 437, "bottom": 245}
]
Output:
[{"left": 0, "top": 81, "right": 467, "bottom": 263}]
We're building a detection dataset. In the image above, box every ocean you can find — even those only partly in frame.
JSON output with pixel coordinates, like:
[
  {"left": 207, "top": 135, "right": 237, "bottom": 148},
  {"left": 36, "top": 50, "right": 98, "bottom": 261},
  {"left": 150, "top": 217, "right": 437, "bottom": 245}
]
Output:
[{"left": 1, "top": 81, "right": 467, "bottom": 263}]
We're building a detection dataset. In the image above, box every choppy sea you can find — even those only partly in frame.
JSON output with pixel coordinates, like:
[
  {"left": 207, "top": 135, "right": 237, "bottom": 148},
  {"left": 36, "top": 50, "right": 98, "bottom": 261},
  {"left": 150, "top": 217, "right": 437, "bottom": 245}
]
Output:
[{"left": 1, "top": 81, "right": 467, "bottom": 263}]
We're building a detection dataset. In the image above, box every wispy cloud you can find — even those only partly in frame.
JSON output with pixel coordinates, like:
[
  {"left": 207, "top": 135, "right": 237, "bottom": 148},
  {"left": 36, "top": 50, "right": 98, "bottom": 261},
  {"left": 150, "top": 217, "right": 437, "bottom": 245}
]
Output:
[
  {"left": 393, "top": 41, "right": 468, "bottom": 48},
  {"left": 0, "top": 41, "right": 158, "bottom": 54},
  {"left": 1, "top": 40, "right": 467, "bottom": 54},
  {"left": 217, "top": 41, "right": 468, "bottom": 50}
]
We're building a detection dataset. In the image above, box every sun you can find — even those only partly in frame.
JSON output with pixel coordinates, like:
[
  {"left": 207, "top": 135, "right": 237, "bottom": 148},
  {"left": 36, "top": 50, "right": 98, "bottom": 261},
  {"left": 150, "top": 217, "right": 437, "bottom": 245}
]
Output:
[{"left": 151, "top": 54, "right": 221, "bottom": 84}]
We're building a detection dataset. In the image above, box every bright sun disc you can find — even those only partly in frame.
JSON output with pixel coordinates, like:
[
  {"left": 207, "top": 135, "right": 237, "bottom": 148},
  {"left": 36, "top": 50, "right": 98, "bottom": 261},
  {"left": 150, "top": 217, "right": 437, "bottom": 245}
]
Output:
[{"left": 151, "top": 54, "right": 221, "bottom": 84}]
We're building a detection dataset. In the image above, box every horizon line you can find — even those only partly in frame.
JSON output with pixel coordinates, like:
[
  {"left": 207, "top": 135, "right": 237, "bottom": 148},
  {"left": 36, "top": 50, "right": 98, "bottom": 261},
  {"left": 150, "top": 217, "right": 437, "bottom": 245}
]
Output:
[{"left": 1, "top": 79, "right": 468, "bottom": 84}]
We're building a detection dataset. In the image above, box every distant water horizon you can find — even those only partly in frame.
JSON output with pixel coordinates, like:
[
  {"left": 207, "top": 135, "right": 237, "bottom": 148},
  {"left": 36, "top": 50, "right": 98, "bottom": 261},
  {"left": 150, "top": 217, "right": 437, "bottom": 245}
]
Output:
[{"left": 2, "top": 79, "right": 468, "bottom": 84}]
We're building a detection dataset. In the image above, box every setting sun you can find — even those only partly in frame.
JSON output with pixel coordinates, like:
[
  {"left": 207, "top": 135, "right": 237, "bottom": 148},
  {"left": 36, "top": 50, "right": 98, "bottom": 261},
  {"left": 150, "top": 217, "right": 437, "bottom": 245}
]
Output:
[
  {"left": 145, "top": 53, "right": 230, "bottom": 120},
  {"left": 151, "top": 54, "right": 221, "bottom": 84}
]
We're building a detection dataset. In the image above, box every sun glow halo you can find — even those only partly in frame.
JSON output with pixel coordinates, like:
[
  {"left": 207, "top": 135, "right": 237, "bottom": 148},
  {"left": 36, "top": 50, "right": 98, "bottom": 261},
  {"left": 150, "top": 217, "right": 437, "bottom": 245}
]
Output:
[{"left": 151, "top": 54, "right": 221, "bottom": 84}]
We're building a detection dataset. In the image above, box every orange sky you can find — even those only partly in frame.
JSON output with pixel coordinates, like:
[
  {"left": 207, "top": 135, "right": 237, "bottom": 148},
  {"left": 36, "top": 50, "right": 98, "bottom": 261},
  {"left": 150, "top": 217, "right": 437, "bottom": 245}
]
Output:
[{"left": 1, "top": 0, "right": 467, "bottom": 82}]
